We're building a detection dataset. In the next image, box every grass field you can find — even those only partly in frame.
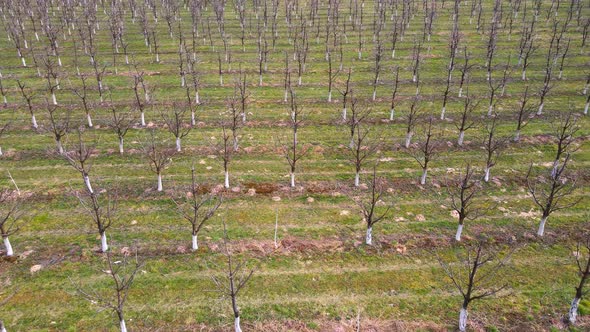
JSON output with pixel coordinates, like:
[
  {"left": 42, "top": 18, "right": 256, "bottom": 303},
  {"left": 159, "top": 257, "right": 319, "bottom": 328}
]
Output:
[{"left": 0, "top": 0, "right": 589, "bottom": 331}]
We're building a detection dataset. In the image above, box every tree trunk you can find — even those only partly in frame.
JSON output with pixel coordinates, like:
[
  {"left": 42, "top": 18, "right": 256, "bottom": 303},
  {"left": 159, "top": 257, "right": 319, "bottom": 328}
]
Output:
[
  {"left": 0, "top": 320, "right": 6, "bottom": 332},
  {"left": 176, "top": 137, "right": 181, "bottom": 152},
  {"left": 342, "top": 107, "right": 347, "bottom": 120},
  {"left": 57, "top": 140, "right": 64, "bottom": 154},
  {"left": 484, "top": 167, "right": 491, "bottom": 182},
  {"left": 514, "top": 130, "right": 521, "bottom": 142},
  {"left": 192, "top": 234, "right": 198, "bottom": 251},
  {"left": 405, "top": 132, "right": 413, "bottom": 148},
  {"left": 569, "top": 296, "right": 581, "bottom": 325},
  {"left": 100, "top": 231, "right": 108, "bottom": 252},
  {"left": 458, "top": 87, "right": 463, "bottom": 97},
  {"left": 584, "top": 102, "right": 588, "bottom": 115},
  {"left": 354, "top": 172, "right": 360, "bottom": 187},
  {"left": 31, "top": 114, "right": 38, "bottom": 128},
  {"left": 119, "top": 137, "right": 124, "bottom": 154},
  {"left": 120, "top": 319, "right": 127, "bottom": 332},
  {"left": 141, "top": 112, "right": 146, "bottom": 126},
  {"left": 458, "top": 130, "right": 465, "bottom": 146},
  {"left": 234, "top": 316, "right": 242, "bottom": 332},
  {"left": 21, "top": 57, "right": 26, "bottom": 67},
  {"left": 52, "top": 92, "right": 57, "bottom": 105},
  {"left": 389, "top": 108, "right": 395, "bottom": 120},
  {"left": 157, "top": 173, "right": 163, "bottom": 191},
  {"left": 440, "top": 106, "right": 446, "bottom": 120},
  {"left": 83, "top": 175, "right": 93, "bottom": 194},
  {"left": 224, "top": 170, "right": 230, "bottom": 188},
  {"left": 522, "top": 69, "right": 526, "bottom": 81},
  {"left": 537, "top": 102, "right": 544, "bottom": 115},
  {"left": 455, "top": 224, "right": 463, "bottom": 241},
  {"left": 537, "top": 216, "right": 548, "bottom": 236},
  {"left": 420, "top": 168, "right": 427, "bottom": 185},
  {"left": 365, "top": 226, "right": 372, "bottom": 245},
  {"left": 290, "top": 172, "right": 295, "bottom": 187},
  {"left": 87, "top": 113, "right": 93, "bottom": 127},
  {"left": 3, "top": 236, "right": 13, "bottom": 256},
  {"left": 459, "top": 307, "right": 468, "bottom": 332}
]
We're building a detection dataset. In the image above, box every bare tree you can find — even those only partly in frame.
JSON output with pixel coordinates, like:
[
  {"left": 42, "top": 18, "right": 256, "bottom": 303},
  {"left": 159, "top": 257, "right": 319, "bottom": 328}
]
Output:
[
  {"left": 280, "top": 88, "right": 308, "bottom": 187},
  {"left": 109, "top": 105, "right": 135, "bottom": 155},
  {"left": 74, "top": 180, "right": 117, "bottom": 253},
  {"left": 160, "top": 103, "right": 192, "bottom": 152},
  {"left": 513, "top": 86, "right": 535, "bottom": 142},
  {"left": 72, "top": 249, "right": 143, "bottom": 332},
  {"left": 568, "top": 234, "right": 590, "bottom": 325},
  {"left": 211, "top": 219, "right": 256, "bottom": 332},
  {"left": 64, "top": 129, "right": 95, "bottom": 194},
  {"left": 438, "top": 242, "right": 513, "bottom": 332},
  {"left": 388, "top": 66, "right": 400, "bottom": 120},
  {"left": 353, "top": 165, "right": 391, "bottom": 245},
  {"left": 549, "top": 112, "right": 579, "bottom": 179},
  {"left": 446, "top": 164, "right": 485, "bottom": 241},
  {"left": 482, "top": 114, "right": 506, "bottom": 182},
  {"left": 349, "top": 123, "right": 380, "bottom": 188},
  {"left": 0, "top": 189, "right": 23, "bottom": 257},
  {"left": 71, "top": 73, "right": 95, "bottom": 128},
  {"left": 404, "top": 98, "right": 420, "bottom": 148},
  {"left": 410, "top": 117, "right": 438, "bottom": 185},
  {"left": 455, "top": 94, "right": 478, "bottom": 146},
  {"left": 16, "top": 80, "right": 38, "bottom": 129},
  {"left": 173, "top": 166, "right": 222, "bottom": 251},
  {"left": 526, "top": 154, "right": 582, "bottom": 236},
  {"left": 217, "top": 125, "right": 233, "bottom": 189},
  {"left": 44, "top": 102, "right": 71, "bottom": 154},
  {"left": 142, "top": 131, "right": 176, "bottom": 192}
]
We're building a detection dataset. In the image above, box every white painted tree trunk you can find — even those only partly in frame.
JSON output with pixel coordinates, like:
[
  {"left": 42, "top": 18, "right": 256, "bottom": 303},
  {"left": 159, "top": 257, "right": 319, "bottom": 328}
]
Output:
[
  {"left": 52, "top": 92, "right": 57, "bottom": 105},
  {"left": 569, "top": 296, "right": 581, "bottom": 324},
  {"left": 328, "top": 90, "right": 332, "bottom": 102},
  {"left": 389, "top": 108, "right": 395, "bottom": 120},
  {"left": 57, "top": 140, "right": 64, "bottom": 154},
  {"left": 141, "top": 112, "right": 146, "bottom": 126},
  {"left": 31, "top": 114, "right": 38, "bottom": 128},
  {"left": 537, "top": 216, "right": 548, "bottom": 236},
  {"left": 365, "top": 226, "right": 372, "bottom": 245},
  {"left": 0, "top": 322, "right": 5, "bottom": 332},
  {"left": 405, "top": 132, "right": 413, "bottom": 148},
  {"left": 585, "top": 102, "right": 589, "bottom": 115},
  {"left": 0, "top": 147, "right": 2, "bottom": 156},
  {"left": 420, "top": 169, "right": 427, "bottom": 185},
  {"left": 290, "top": 172, "right": 295, "bottom": 187},
  {"left": 83, "top": 175, "right": 94, "bottom": 194},
  {"left": 119, "top": 137, "right": 124, "bottom": 154},
  {"left": 458, "top": 130, "right": 465, "bottom": 146},
  {"left": 459, "top": 307, "right": 468, "bottom": 332},
  {"left": 195, "top": 91, "right": 200, "bottom": 104},
  {"left": 3, "top": 237, "right": 13, "bottom": 256},
  {"left": 342, "top": 107, "right": 347, "bottom": 120},
  {"left": 412, "top": 74, "right": 416, "bottom": 82},
  {"left": 354, "top": 172, "right": 360, "bottom": 187},
  {"left": 87, "top": 113, "right": 93, "bottom": 127},
  {"left": 21, "top": 57, "right": 26, "bottom": 67},
  {"left": 234, "top": 316, "right": 242, "bottom": 332},
  {"left": 488, "top": 104, "right": 493, "bottom": 116},
  {"left": 100, "top": 232, "right": 108, "bottom": 252},
  {"left": 514, "top": 130, "right": 521, "bottom": 142},
  {"left": 120, "top": 319, "right": 127, "bottom": 332},
  {"left": 157, "top": 174, "right": 163, "bottom": 191},
  {"left": 522, "top": 70, "right": 526, "bottom": 80},
  {"left": 551, "top": 160, "right": 559, "bottom": 179},
  {"left": 440, "top": 106, "right": 446, "bottom": 120},
  {"left": 284, "top": 89, "right": 288, "bottom": 102},
  {"left": 192, "top": 234, "right": 198, "bottom": 251},
  {"left": 484, "top": 167, "right": 491, "bottom": 182},
  {"left": 455, "top": 224, "right": 463, "bottom": 241},
  {"left": 458, "top": 87, "right": 463, "bottom": 97},
  {"left": 372, "top": 89, "right": 377, "bottom": 101},
  {"left": 176, "top": 137, "right": 181, "bottom": 152},
  {"left": 219, "top": 75, "right": 223, "bottom": 86},
  {"left": 391, "top": 49, "right": 395, "bottom": 59},
  {"left": 537, "top": 102, "right": 544, "bottom": 115},
  {"left": 224, "top": 171, "right": 230, "bottom": 188}
]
